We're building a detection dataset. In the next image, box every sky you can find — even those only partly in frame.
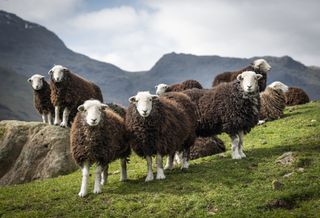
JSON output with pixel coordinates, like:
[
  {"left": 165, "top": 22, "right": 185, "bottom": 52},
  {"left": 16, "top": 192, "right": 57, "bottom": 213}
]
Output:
[{"left": 0, "top": 0, "right": 319, "bottom": 71}]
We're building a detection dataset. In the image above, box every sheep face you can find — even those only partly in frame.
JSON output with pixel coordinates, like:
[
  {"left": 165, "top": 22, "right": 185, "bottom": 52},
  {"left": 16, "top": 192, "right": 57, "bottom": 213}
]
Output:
[
  {"left": 48, "top": 65, "right": 68, "bottom": 83},
  {"left": 252, "top": 59, "right": 271, "bottom": 72},
  {"left": 28, "top": 74, "right": 45, "bottom": 90},
  {"left": 237, "top": 71, "right": 262, "bottom": 94},
  {"left": 155, "top": 83, "right": 168, "bottom": 95},
  {"left": 77, "top": 100, "right": 108, "bottom": 126},
  {"left": 129, "top": 91, "right": 159, "bottom": 118},
  {"left": 268, "top": 81, "right": 289, "bottom": 93}
]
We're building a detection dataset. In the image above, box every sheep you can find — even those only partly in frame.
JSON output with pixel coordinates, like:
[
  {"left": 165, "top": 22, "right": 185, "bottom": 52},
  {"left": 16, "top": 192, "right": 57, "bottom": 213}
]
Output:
[
  {"left": 212, "top": 59, "right": 271, "bottom": 92},
  {"left": 106, "top": 102, "right": 126, "bottom": 118},
  {"left": 125, "top": 91, "right": 196, "bottom": 181},
  {"left": 155, "top": 79, "right": 203, "bottom": 95},
  {"left": 70, "top": 99, "right": 130, "bottom": 197},
  {"left": 258, "top": 81, "right": 288, "bottom": 124},
  {"left": 285, "top": 87, "right": 310, "bottom": 106},
  {"left": 189, "top": 136, "right": 225, "bottom": 160},
  {"left": 48, "top": 65, "right": 103, "bottom": 128},
  {"left": 27, "top": 74, "right": 54, "bottom": 124},
  {"left": 184, "top": 71, "right": 262, "bottom": 159}
]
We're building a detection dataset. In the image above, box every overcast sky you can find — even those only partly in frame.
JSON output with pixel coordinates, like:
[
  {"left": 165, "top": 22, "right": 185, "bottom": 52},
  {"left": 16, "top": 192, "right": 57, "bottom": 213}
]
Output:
[{"left": 1, "top": 0, "right": 319, "bottom": 71}]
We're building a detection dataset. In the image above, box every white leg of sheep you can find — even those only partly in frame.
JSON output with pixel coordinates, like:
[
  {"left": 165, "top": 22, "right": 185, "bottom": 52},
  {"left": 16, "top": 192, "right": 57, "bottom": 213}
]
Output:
[
  {"left": 156, "top": 153, "right": 166, "bottom": 180},
  {"left": 174, "top": 152, "right": 183, "bottom": 165},
  {"left": 47, "top": 112, "right": 53, "bottom": 125},
  {"left": 54, "top": 106, "right": 61, "bottom": 125},
  {"left": 181, "top": 150, "right": 190, "bottom": 169},
  {"left": 60, "top": 107, "right": 70, "bottom": 128},
  {"left": 145, "top": 155, "right": 154, "bottom": 182},
  {"left": 164, "top": 153, "right": 174, "bottom": 170},
  {"left": 94, "top": 165, "right": 103, "bottom": 194},
  {"left": 238, "top": 131, "right": 246, "bottom": 158},
  {"left": 41, "top": 114, "right": 47, "bottom": 123},
  {"left": 79, "top": 162, "right": 89, "bottom": 197},
  {"left": 100, "top": 164, "right": 108, "bottom": 185},
  {"left": 120, "top": 159, "right": 128, "bottom": 182},
  {"left": 230, "top": 135, "right": 242, "bottom": 159}
]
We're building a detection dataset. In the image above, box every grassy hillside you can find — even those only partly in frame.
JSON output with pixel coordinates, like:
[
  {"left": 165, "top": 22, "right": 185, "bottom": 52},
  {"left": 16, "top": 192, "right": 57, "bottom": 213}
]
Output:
[{"left": 0, "top": 101, "right": 320, "bottom": 217}]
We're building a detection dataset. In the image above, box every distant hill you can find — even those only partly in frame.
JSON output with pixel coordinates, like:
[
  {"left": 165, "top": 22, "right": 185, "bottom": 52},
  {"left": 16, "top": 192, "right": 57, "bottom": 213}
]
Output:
[{"left": 0, "top": 10, "right": 319, "bottom": 121}]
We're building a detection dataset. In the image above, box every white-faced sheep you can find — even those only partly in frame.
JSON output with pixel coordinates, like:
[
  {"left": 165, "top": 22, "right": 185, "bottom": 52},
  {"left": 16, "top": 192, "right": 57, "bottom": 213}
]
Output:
[
  {"left": 258, "top": 81, "right": 289, "bottom": 124},
  {"left": 285, "top": 87, "right": 310, "bottom": 106},
  {"left": 28, "top": 74, "right": 54, "bottom": 124},
  {"left": 48, "top": 65, "right": 103, "bottom": 127},
  {"left": 212, "top": 59, "right": 271, "bottom": 92},
  {"left": 71, "top": 100, "right": 130, "bottom": 197},
  {"left": 125, "top": 91, "right": 196, "bottom": 181},
  {"left": 184, "top": 71, "right": 262, "bottom": 159},
  {"left": 155, "top": 79, "right": 203, "bottom": 95}
]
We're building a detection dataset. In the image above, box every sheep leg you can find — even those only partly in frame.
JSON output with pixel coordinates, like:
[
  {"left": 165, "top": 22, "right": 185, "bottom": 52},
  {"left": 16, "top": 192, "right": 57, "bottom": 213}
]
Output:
[
  {"left": 230, "top": 135, "right": 241, "bottom": 159},
  {"left": 41, "top": 114, "right": 47, "bottom": 123},
  {"left": 93, "top": 165, "right": 103, "bottom": 194},
  {"left": 79, "top": 162, "right": 89, "bottom": 197},
  {"left": 120, "top": 158, "right": 128, "bottom": 182},
  {"left": 60, "top": 107, "right": 70, "bottom": 128},
  {"left": 47, "top": 112, "right": 53, "bottom": 125},
  {"left": 164, "top": 153, "right": 174, "bottom": 170},
  {"left": 181, "top": 149, "right": 190, "bottom": 169},
  {"left": 145, "top": 155, "right": 154, "bottom": 182},
  {"left": 100, "top": 164, "right": 108, "bottom": 185},
  {"left": 174, "top": 152, "right": 183, "bottom": 165},
  {"left": 156, "top": 153, "right": 166, "bottom": 180},
  {"left": 54, "top": 106, "right": 61, "bottom": 125},
  {"left": 238, "top": 131, "right": 246, "bottom": 158}
]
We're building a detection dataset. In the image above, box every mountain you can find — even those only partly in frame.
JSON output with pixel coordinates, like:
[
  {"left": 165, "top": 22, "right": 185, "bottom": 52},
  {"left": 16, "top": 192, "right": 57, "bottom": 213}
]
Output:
[{"left": 0, "top": 10, "right": 319, "bottom": 121}]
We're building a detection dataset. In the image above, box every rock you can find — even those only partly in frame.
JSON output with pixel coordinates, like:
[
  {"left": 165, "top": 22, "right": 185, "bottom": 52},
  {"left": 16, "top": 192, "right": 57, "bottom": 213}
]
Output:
[
  {"left": 272, "top": 179, "right": 283, "bottom": 190},
  {"left": 296, "top": 167, "right": 305, "bottom": 172},
  {"left": 0, "top": 120, "right": 77, "bottom": 186},
  {"left": 276, "top": 152, "right": 295, "bottom": 166},
  {"left": 189, "top": 136, "right": 225, "bottom": 160},
  {"left": 283, "top": 172, "right": 294, "bottom": 178}
]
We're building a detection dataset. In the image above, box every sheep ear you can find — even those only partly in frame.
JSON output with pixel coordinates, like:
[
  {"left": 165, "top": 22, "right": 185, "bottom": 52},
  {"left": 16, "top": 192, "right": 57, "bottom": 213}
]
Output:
[
  {"left": 77, "top": 105, "right": 85, "bottom": 112},
  {"left": 151, "top": 95, "right": 159, "bottom": 100},
  {"left": 256, "top": 74, "right": 263, "bottom": 80},
  {"left": 237, "top": 74, "right": 243, "bottom": 81},
  {"left": 101, "top": 104, "right": 109, "bottom": 109},
  {"left": 155, "top": 85, "right": 158, "bottom": 89},
  {"left": 48, "top": 70, "right": 53, "bottom": 76},
  {"left": 129, "top": 96, "right": 137, "bottom": 103},
  {"left": 27, "top": 78, "right": 32, "bottom": 83}
]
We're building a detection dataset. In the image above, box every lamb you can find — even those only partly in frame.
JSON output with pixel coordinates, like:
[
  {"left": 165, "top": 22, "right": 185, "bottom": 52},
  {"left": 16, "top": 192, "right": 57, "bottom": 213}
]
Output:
[
  {"left": 27, "top": 74, "right": 54, "bottom": 124},
  {"left": 125, "top": 91, "right": 196, "bottom": 181},
  {"left": 259, "top": 81, "right": 288, "bottom": 123},
  {"left": 71, "top": 100, "right": 130, "bottom": 197},
  {"left": 212, "top": 59, "right": 271, "bottom": 92},
  {"left": 155, "top": 79, "right": 203, "bottom": 95},
  {"left": 184, "top": 71, "right": 262, "bottom": 159},
  {"left": 285, "top": 87, "right": 310, "bottom": 106},
  {"left": 189, "top": 136, "right": 225, "bottom": 160},
  {"left": 48, "top": 65, "right": 103, "bottom": 127}
]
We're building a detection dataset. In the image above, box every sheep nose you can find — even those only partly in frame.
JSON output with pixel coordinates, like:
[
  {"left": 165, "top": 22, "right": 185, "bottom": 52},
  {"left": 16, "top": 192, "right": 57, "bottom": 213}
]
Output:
[
  {"left": 143, "top": 110, "right": 147, "bottom": 114},
  {"left": 247, "top": 85, "right": 252, "bottom": 89},
  {"left": 91, "top": 118, "right": 97, "bottom": 122}
]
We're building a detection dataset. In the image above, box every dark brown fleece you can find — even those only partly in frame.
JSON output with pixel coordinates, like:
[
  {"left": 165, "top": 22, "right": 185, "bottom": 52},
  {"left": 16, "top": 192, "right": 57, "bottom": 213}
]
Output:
[
  {"left": 71, "top": 108, "right": 130, "bottom": 167},
  {"left": 259, "top": 87, "right": 286, "bottom": 121},
  {"left": 166, "top": 80, "right": 203, "bottom": 92},
  {"left": 190, "top": 136, "right": 225, "bottom": 160},
  {"left": 184, "top": 80, "right": 260, "bottom": 137},
  {"left": 285, "top": 87, "right": 310, "bottom": 106},
  {"left": 125, "top": 94, "right": 196, "bottom": 157},
  {"left": 107, "top": 103, "right": 126, "bottom": 118},
  {"left": 33, "top": 80, "right": 54, "bottom": 115},
  {"left": 212, "top": 65, "right": 267, "bottom": 92},
  {"left": 50, "top": 69, "right": 103, "bottom": 123}
]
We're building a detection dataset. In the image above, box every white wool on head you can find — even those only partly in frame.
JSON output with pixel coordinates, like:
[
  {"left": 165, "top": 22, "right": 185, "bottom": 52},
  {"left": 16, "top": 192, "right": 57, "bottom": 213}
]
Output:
[
  {"left": 252, "top": 59, "right": 271, "bottom": 72},
  {"left": 28, "top": 74, "right": 45, "bottom": 90},
  {"left": 78, "top": 99, "right": 108, "bottom": 126},
  {"left": 237, "top": 71, "right": 262, "bottom": 94},
  {"left": 129, "top": 91, "right": 159, "bottom": 118},
  {"left": 49, "top": 65, "right": 67, "bottom": 82},
  {"left": 268, "top": 81, "right": 289, "bottom": 93},
  {"left": 155, "top": 83, "right": 168, "bottom": 95}
]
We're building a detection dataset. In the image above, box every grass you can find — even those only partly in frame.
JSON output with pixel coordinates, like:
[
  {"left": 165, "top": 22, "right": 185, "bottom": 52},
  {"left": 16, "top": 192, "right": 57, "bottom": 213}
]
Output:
[{"left": 1, "top": 101, "right": 320, "bottom": 217}]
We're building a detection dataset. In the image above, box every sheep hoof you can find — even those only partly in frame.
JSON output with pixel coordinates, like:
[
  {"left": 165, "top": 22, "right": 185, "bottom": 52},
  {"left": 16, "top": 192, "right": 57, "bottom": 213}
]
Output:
[
  {"left": 232, "top": 154, "right": 242, "bottom": 159},
  {"left": 60, "top": 122, "right": 67, "bottom": 128},
  {"left": 145, "top": 174, "right": 154, "bottom": 182},
  {"left": 93, "top": 188, "right": 102, "bottom": 194},
  {"left": 156, "top": 172, "right": 166, "bottom": 180},
  {"left": 240, "top": 152, "right": 247, "bottom": 158},
  {"left": 78, "top": 191, "right": 87, "bottom": 197}
]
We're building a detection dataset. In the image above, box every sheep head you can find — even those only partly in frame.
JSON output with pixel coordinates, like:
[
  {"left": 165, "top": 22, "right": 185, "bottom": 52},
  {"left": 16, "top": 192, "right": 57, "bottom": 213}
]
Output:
[
  {"left": 129, "top": 91, "right": 159, "bottom": 118},
  {"left": 237, "top": 71, "right": 262, "bottom": 94},
  {"left": 268, "top": 81, "right": 289, "bottom": 93},
  {"left": 155, "top": 83, "right": 168, "bottom": 95},
  {"left": 48, "top": 65, "right": 69, "bottom": 83},
  {"left": 252, "top": 59, "right": 271, "bottom": 73},
  {"left": 77, "top": 100, "right": 109, "bottom": 126},
  {"left": 28, "top": 74, "right": 45, "bottom": 90}
]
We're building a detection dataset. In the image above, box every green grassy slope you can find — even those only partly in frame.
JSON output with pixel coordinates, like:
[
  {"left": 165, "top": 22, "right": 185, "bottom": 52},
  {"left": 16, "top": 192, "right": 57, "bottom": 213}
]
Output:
[{"left": 1, "top": 102, "right": 320, "bottom": 218}]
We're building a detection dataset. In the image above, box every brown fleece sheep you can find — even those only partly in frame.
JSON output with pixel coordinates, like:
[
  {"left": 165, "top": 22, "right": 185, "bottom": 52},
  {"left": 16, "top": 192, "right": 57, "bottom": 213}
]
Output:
[
  {"left": 71, "top": 100, "right": 130, "bottom": 197},
  {"left": 155, "top": 79, "right": 203, "bottom": 95},
  {"left": 106, "top": 102, "right": 126, "bottom": 118},
  {"left": 49, "top": 65, "right": 103, "bottom": 127},
  {"left": 125, "top": 91, "right": 196, "bottom": 181},
  {"left": 212, "top": 59, "right": 271, "bottom": 92},
  {"left": 28, "top": 74, "right": 54, "bottom": 124},
  {"left": 285, "top": 87, "right": 310, "bottom": 106},
  {"left": 189, "top": 136, "right": 225, "bottom": 160},
  {"left": 259, "top": 81, "right": 288, "bottom": 122},
  {"left": 184, "top": 71, "right": 262, "bottom": 159}
]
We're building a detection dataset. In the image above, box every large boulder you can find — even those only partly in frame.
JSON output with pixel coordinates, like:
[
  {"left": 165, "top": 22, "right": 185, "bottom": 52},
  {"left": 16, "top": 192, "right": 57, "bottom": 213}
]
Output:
[{"left": 0, "top": 120, "right": 77, "bottom": 186}]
